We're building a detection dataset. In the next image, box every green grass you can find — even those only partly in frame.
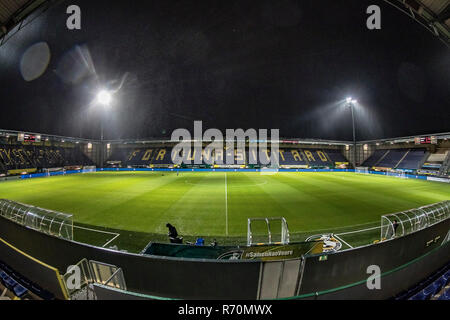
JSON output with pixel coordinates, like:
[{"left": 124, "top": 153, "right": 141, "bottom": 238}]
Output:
[{"left": 0, "top": 171, "right": 449, "bottom": 252}]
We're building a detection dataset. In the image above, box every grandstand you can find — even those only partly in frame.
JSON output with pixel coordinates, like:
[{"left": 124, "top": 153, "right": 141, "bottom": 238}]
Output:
[
  {"left": 0, "top": 130, "right": 449, "bottom": 178},
  {"left": 362, "top": 148, "right": 428, "bottom": 170},
  {"left": 0, "top": 133, "right": 95, "bottom": 176},
  {"left": 107, "top": 146, "right": 349, "bottom": 168}
]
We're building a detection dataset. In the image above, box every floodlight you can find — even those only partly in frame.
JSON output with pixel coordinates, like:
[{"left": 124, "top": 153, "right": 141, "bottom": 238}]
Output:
[
  {"left": 346, "top": 97, "right": 352, "bottom": 103},
  {"left": 97, "top": 90, "right": 112, "bottom": 106}
]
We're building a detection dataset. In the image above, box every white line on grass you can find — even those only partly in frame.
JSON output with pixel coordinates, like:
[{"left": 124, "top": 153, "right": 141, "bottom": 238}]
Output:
[
  {"left": 73, "top": 225, "right": 120, "bottom": 248},
  {"left": 334, "top": 234, "right": 354, "bottom": 249},
  {"left": 73, "top": 225, "right": 118, "bottom": 235},
  {"left": 102, "top": 233, "right": 121, "bottom": 248},
  {"left": 336, "top": 225, "right": 381, "bottom": 236},
  {"left": 293, "top": 221, "right": 380, "bottom": 234},
  {"left": 225, "top": 172, "right": 228, "bottom": 236}
]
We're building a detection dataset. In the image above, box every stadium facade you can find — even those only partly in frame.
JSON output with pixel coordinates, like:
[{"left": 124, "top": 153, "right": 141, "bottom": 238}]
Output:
[{"left": 1, "top": 129, "right": 450, "bottom": 177}]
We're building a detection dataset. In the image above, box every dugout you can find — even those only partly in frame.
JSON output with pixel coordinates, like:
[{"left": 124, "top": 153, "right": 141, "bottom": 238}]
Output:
[
  {"left": 381, "top": 201, "right": 450, "bottom": 239},
  {"left": 0, "top": 199, "right": 73, "bottom": 241}
]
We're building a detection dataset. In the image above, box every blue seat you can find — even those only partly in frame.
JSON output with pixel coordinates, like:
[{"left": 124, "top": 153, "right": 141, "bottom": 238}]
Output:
[
  {"left": 437, "top": 288, "right": 450, "bottom": 300},
  {"left": 13, "top": 284, "right": 28, "bottom": 298},
  {"left": 409, "top": 291, "right": 428, "bottom": 300},
  {"left": 435, "top": 276, "right": 446, "bottom": 289},
  {"left": 195, "top": 238, "right": 205, "bottom": 246},
  {"left": 443, "top": 271, "right": 450, "bottom": 285},
  {"left": 0, "top": 271, "right": 8, "bottom": 282},
  {"left": 423, "top": 283, "right": 441, "bottom": 298},
  {"left": 3, "top": 276, "right": 18, "bottom": 290}
]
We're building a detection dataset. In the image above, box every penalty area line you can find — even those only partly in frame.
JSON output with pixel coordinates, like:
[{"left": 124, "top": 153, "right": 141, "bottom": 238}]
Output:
[
  {"left": 102, "top": 233, "right": 121, "bottom": 248},
  {"left": 73, "top": 225, "right": 120, "bottom": 248},
  {"left": 334, "top": 234, "right": 353, "bottom": 249}
]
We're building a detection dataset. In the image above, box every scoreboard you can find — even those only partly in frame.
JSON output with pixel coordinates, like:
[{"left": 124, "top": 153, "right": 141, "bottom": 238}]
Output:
[
  {"left": 17, "top": 133, "right": 41, "bottom": 143},
  {"left": 415, "top": 136, "right": 437, "bottom": 145}
]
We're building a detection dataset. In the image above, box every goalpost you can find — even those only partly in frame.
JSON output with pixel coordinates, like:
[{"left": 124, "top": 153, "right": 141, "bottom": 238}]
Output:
[
  {"left": 247, "top": 217, "right": 290, "bottom": 246},
  {"left": 387, "top": 170, "right": 407, "bottom": 179},
  {"left": 355, "top": 167, "right": 369, "bottom": 174},
  {"left": 44, "top": 167, "right": 66, "bottom": 177}
]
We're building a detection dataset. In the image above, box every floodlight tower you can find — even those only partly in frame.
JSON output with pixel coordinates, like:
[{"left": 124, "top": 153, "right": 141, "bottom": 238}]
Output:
[
  {"left": 346, "top": 97, "right": 358, "bottom": 168},
  {"left": 97, "top": 90, "right": 112, "bottom": 141},
  {"left": 96, "top": 90, "right": 112, "bottom": 167}
]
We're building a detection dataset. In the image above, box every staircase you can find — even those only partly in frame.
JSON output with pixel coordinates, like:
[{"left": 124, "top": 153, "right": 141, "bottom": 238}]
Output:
[
  {"left": 375, "top": 150, "right": 390, "bottom": 166},
  {"left": 395, "top": 149, "right": 410, "bottom": 169}
]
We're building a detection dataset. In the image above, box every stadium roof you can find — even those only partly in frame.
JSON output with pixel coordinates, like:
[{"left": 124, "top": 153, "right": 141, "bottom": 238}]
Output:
[
  {"left": 0, "top": 0, "right": 52, "bottom": 45},
  {"left": 1, "top": 128, "right": 449, "bottom": 146},
  {"left": 1, "top": 0, "right": 448, "bottom": 46},
  {"left": 385, "top": 0, "right": 450, "bottom": 46}
]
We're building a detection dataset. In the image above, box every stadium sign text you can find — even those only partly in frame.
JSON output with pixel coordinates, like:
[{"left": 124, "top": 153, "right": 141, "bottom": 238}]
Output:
[{"left": 171, "top": 121, "right": 279, "bottom": 166}]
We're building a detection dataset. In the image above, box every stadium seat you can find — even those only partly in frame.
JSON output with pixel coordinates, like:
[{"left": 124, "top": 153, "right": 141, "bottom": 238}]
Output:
[
  {"left": 3, "top": 276, "right": 18, "bottom": 290},
  {"left": 437, "top": 288, "right": 450, "bottom": 300},
  {"left": 0, "top": 270, "right": 8, "bottom": 283},
  {"left": 195, "top": 238, "right": 205, "bottom": 246},
  {"left": 0, "top": 143, "right": 95, "bottom": 174},
  {"left": 422, "top": 282, "right": 442, "bottom": 298},
  {"left": 12, "top": 284, "right": 28, "bottom": 298},
  {"left": 409, "top": 290, "right": 430, "bottom": 300},
  {"left": 443, "top": 270, "right": 450, "bottom": 285}
]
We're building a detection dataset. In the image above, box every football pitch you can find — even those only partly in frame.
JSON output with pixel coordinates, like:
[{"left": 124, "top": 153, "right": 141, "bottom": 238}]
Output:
[{"left": 1, "top": 171, "right": 449, "bottom": 252}]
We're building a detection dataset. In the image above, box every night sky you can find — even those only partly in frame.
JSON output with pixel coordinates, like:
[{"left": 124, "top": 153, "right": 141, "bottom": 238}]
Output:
[{"left": 0, "top": 0, "right": 448, "bottom": 141}]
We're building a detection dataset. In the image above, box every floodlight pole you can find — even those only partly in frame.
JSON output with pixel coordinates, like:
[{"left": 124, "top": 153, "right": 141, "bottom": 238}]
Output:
[
  {"left": 99, "top": 109, "right": 106, "bottom": 168},
  {"left": 346, "top": 100, "right": 357, "bottom": 168},
  {"left": 350, "top": 103, "right": 357, "bottom": 168},
  {"left": 100, "top": 118, "right": 104, "bottom": 167}
]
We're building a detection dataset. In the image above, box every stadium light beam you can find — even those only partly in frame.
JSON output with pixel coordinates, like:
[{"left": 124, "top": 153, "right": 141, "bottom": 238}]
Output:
[{"left": 345, "top": 98, "right": 358, "bottom": 168}]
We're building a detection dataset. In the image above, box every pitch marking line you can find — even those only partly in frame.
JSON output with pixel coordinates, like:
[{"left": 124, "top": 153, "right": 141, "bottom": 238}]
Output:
[
  {"left": 336, "top": 226, "right": 381, "bottom": 236},
  {"left": 101, "top": 233, "right": 121, "bottom": 248},
  {"left": 73, "top": 225, "right": 120, "bottom": 248},
  {"left": 225, "top": 172, "right": 228, "bottom": 236},
  {"left": 293, "top": 221, "right": 380, "bottom": 234},
  {"left": 334, "top": 234, "right": 353, "bottom": 249}
]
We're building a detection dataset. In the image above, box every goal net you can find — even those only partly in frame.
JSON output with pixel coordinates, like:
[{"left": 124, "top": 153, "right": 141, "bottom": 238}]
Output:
[
  {"left": 247, "top": 217, "right": 290, "bottom": 246},
  {"left": 44, "top": 167, "right": 66, "bottom": 177},
  {"left": 386, "top": 170, "right": 406, "bottom": 179},
  {"left": 355, "top": 167, "right": 369, "bottom": 174}
]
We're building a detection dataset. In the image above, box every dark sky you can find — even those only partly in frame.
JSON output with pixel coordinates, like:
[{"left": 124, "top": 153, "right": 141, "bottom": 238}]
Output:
[{"left": 0, "top": 0, "right": 449, "bottom": 141}]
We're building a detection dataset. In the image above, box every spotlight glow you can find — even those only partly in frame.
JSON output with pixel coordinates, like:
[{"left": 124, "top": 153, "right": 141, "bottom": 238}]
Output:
[{"left": 97, "top": 90, "right": 112, "bottom": 106}]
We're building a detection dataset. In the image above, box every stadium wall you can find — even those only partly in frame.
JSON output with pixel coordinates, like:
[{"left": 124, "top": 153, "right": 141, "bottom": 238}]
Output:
[
  {"left": 0, "top": 211, "right": 448, "bottom": 299},
  {"left": 19, "top": 168, "right": 450, "bottom": 184}
]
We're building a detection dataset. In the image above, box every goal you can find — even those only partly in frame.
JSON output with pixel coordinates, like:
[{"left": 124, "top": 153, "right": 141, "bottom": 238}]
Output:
[
  {"left": 247, "top": 217, "right": 290, "bottom": 246},
  {"left": 355, "top": 167, "right": 369, "bottom": 174},
  {"left": 387, "top": 170, "right": 406, "bottom": 179},
  {"left": 44, "top": 167, "right": 66, "bottom": 177}
]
